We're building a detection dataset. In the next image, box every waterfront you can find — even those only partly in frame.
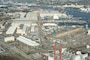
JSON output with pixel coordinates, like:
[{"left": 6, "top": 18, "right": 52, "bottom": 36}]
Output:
[
  {"left": 0, "top": 3, "right": 90, "bottom": 60},
  {"left": 28, "top": 5, "right": 90, "bottom": 27}
]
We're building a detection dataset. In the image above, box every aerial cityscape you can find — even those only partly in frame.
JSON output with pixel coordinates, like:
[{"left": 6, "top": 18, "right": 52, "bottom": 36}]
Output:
[{"left": 0, "top": 0, "right": 90, "bottom": 60}]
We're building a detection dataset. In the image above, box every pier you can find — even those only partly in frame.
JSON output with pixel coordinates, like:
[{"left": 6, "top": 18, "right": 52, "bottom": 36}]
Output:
[{"left": 43, "top": 19, "right": 86, "bottom": 24}]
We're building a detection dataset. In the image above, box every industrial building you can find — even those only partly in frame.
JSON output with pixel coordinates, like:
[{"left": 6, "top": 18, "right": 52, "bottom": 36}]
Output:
[
  {"left": 16, "top": 25, "right": 28, "bottom": 35},
  {"left": 0, "top": 2, "right": 90, "bottom": 60},
  {"left": 4, "top": 36, "right": 15, "bottom": 42},
  {"left": 0, "top": 20, "right": 6, "bottom": 29},
  {"left": 40, "top": 10, "right": 67, "bottom": 19},
  {"left": 12, "top": 12, "right": 38, "bottom": 26},
  {"left": 6, "top": 25, "right": 17, "bottom": 35},
  {"left": 17, "top": 36, "right": 39, "bottom": 46},
  {"left": 6, "top": 26, "right": 16, "bottom": 35}
]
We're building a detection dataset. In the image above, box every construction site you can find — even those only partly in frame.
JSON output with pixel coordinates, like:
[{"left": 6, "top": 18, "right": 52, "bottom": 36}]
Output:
[{"left": 0, "top": 3, "right": 90, "bottom": 60}]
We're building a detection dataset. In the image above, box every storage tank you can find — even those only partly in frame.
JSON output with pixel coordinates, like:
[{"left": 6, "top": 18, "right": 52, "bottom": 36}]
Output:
[{"left": 76, "top": 51, "right": 81, "bottom": 55}]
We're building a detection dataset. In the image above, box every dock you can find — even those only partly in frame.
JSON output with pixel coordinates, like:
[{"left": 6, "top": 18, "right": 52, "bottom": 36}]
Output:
[{"left": 43, "top": 19, "right": 86, "bottom": 24}]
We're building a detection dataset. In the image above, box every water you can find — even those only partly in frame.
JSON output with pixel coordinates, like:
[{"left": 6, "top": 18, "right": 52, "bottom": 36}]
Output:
[
  {"left": 29, "top": 5, "right": 90, "bottom": 27},
  {"left": 28, "top": 5, "right": 90, "bottom": 21},
  {"left": 65, "top": 8, "right": 90, "bottom": 27},
  {"left": 2, "top": 4, "right": 90, "bottom": 27},
  {"left": 29, "top": 6, "right": 90, "bottom": 27},
  {"left": 29, "top": 5, "right": 60, "bottom": 11},
  {"left": 65, "top": 8, "right": 90, "bottom": 22}
]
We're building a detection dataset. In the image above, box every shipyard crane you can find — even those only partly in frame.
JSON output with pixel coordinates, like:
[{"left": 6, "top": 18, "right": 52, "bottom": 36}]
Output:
[
  {"left": 37, "top": 13, "right": 45, "bottom": 48},
  {"left": 61, "top": 7, "right": 69, "bottom": 30},
  {"left": 37, "top": 12, "right": 49, "bottom": 49}
]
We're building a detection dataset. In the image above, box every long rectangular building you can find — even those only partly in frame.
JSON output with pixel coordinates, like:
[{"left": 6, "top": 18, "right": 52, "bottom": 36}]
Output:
[
  {"left": 17, "top": 36, "right": 39, "bottom": 46},
  {"left": 12, "top": 12, "right": 38, "bottom": 26},
  {"left": 6, "top": 25, "right": 16, "bottom": 34}
]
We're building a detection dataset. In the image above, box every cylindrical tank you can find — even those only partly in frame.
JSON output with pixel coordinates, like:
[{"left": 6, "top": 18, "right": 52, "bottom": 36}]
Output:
[{"left": 76, "top": 51, "right": 81, "bottom": 55}]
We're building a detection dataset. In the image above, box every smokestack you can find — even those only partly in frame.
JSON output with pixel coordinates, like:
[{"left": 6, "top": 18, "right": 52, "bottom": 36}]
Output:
[
  {"left": 54, "top": 42, "right": 56, "bottom": 60},
  {"left": 60, "top": 44, "right": 62, "bottom": 60}
]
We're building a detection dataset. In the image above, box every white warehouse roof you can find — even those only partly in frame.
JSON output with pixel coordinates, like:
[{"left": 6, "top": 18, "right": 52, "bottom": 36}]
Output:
[
  {"left": 6, "top": 26, "right": 17, "bottom": 34},
  {"left": 53, "top": 14, "right": 59, "bottom": 20},
  {"left": 17, "top": 36, "right": 39, "bottom": 46},
  {"left": 43, "top": 23, "right": 57, "bottom": 26},
  {"left": 13, "top": 12, "right": 38, "bottom": 21},
  {"left": 22, "top": 25, "right": 27, "bottom": 33},
  {"left": 12, "top": 12, "right": 38, "bottom": 25},
  {"left": 40, "top": 10, "right": 67, "bottom": 18}
]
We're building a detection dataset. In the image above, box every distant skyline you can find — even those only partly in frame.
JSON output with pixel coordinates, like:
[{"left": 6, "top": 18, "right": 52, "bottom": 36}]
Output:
[
  {"left": 3, "top": 0, "right": 82, "bottom": 2},
  {"left": 0, "top": 0, "right": 90, "bottom": 5}
]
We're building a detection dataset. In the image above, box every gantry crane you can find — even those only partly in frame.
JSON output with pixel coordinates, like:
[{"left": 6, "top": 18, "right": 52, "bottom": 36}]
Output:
[{"left": 37, "top": 12, "right": 48, "bottom": 49}]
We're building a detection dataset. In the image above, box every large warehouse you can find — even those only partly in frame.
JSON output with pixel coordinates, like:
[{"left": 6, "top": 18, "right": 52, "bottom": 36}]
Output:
[{"left": 12, "top": 12, "right": 38, "bottom": 26}]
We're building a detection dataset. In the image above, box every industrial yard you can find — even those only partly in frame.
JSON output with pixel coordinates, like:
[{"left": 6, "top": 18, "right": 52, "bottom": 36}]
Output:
[{"left": 0, "top": 2, "right": 90, "bottom": 60}]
